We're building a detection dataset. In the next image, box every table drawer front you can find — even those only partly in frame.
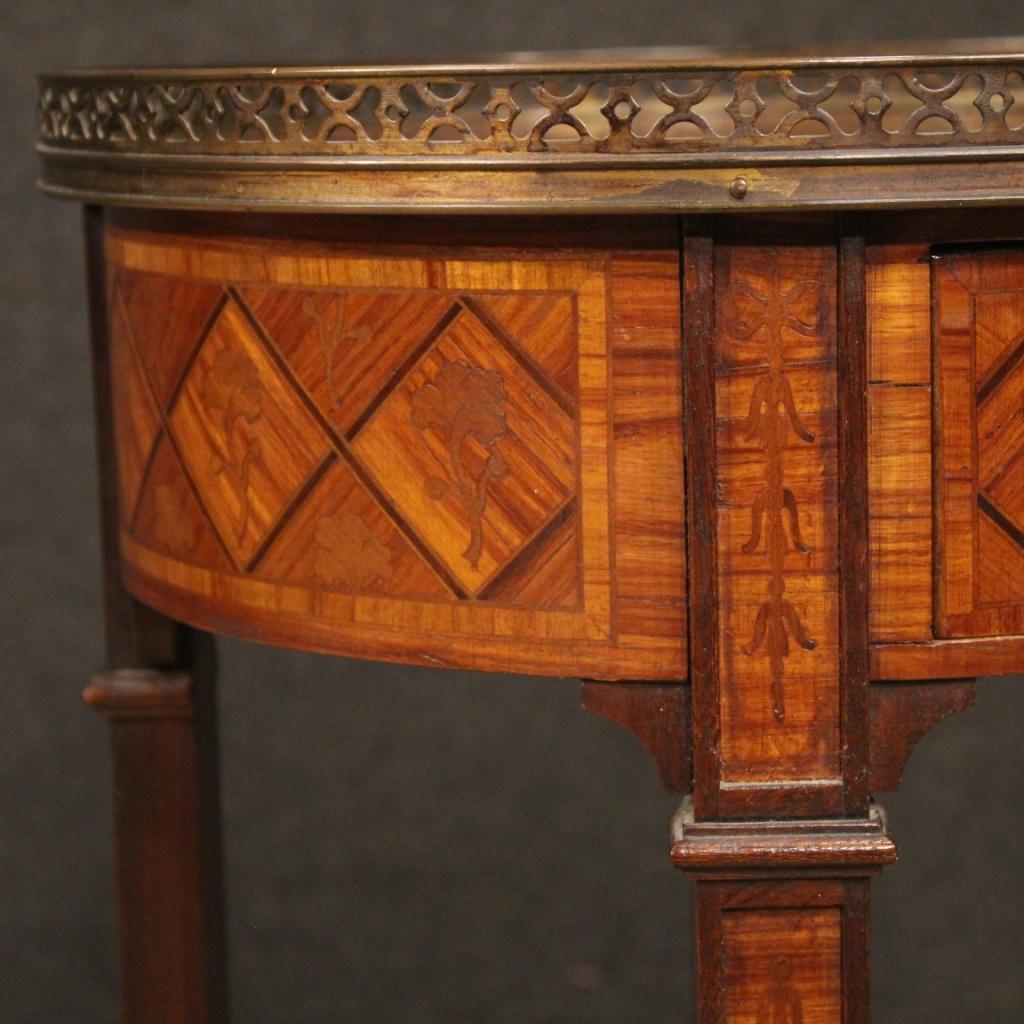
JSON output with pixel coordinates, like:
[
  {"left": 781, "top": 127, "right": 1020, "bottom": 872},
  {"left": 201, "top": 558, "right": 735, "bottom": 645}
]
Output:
[
  {"left": 103, "top": 213, "right": 687, "bottom": 679},
  {"left": 869, "top": 224, "right": 1024, "bottom": 679}
]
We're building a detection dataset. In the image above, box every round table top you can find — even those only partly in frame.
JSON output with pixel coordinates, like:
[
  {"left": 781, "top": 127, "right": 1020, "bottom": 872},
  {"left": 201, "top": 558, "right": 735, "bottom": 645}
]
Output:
[{"left": 37, "top": 39, "right": 1024, "bottom": 213}]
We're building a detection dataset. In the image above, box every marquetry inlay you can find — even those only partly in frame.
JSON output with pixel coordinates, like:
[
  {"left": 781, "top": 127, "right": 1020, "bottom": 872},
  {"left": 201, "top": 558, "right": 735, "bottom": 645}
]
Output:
[
  {"left": 936, "top": 247, "right": 1024, "bottom": 638},
  {"left": 714, "top": 239, "right": 840, "bottom": 785},
  {"left": 40, "top": 32, "right": 1024, "bottom": 1021},
  {"left": 103, "top": 216, "right": 687, "bottom": 680},
  {"left": 694, "top": 875, "right": 868, "bottom": 1024},
  {"left": 725, "top": 252, "right": 821, "bottom": 723},
  {"left": 722, "top": 907, "right": 841, "bottom": 1022}
]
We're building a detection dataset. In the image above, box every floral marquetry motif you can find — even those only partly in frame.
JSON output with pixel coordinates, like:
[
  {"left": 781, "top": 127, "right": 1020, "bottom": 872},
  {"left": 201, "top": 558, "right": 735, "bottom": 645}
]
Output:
[
  {"left": 409, "top": 360, "right": 510, "bottom": 573},
  {"left": 353, "top": 304, "right": 576, "bottom": 596},
  {"left": 45, "top": 39, "right": 1024, "bottom": 1023},
  {"left": 104, "top": 214, "right": 687, "bottom": 680},
  {"left": 238, "top": 287, "right": 455, "bottom": 437},
  {"left": 713, "top": 238, "right": 840, "bottom": 788},
  {"left": 257, "top": 458, "right": 450, "bottom": 601},
  {"left": 726, "top": 254, "right": 822, "bottom": 722},
  {"left": 314, "top": 510, "right": 394, "bottom": 591},
  {"left": 168, "top": 297, "right": 330, "bottom": 569},
  {"left": 301, "top": 295, "right": 374, "bottom": 411}
]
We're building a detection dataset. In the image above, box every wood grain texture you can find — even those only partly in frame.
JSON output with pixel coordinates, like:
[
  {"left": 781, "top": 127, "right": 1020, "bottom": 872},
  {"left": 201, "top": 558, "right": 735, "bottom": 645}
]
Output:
[
  {"left": 837, "top": 219, "right": 870, "bottom": 814},
  {"left": 80, "top": 200, "right": 1024, "bottom": 1024},
  {"left": 683, "top": 221, "right": 722, "bottom": 820},
  {"left": 61, "top": 154, "right": 1024, "bottom": 1024},
  {"left": 872, "top": 633, "right": 1024, "bottom": 680},
  {"left": 713, "top": 225, "right": 840, "bottom": 793},
  {"left": 87, "top": 666, "right": 226, "bottom": 1024},
  {"left": 866, "top": 220, "right": 1024, "bottom": 679},
  {"left": 104, "top": 213, "right": 686, "bottom": 680},
  {"left": 686, "top": 216, "right": 873, "bottom": 821},
  {"left": 678, "top": 790, "right": 885, "bottom": 1023},
  {"left": 722, "top": 907, "right": 842, "bottom": 1023},
  {"left": 864, "top": 241, "right": 934, "bottom": 647},
  {"left": 673, "top": 814, "right": 897, "bottom": 873},
  {"left": 935, "top": 248, "right": 1024, "bottom": 639},
  {"left": 868, "top": 678, "right": 977, "bottom": 792},
  {"left": 696, "top": 879, "right": 871, "bottom": 1024},
  {"left": 85, "top": 206, "right": 227, "bottom": 1024},
  {"left": 580, "top": 681, "right": 690, "bottom": 793}
]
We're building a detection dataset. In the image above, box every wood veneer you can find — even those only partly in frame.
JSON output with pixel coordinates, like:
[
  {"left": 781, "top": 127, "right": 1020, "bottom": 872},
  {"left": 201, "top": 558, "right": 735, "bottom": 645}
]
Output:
[
  {"left": 88, "top": 206, "right": 1024, "bottom": 1023},
  {"left": 104, "top": 213, "right": 687, "bottom": 680},
  {"left": 935, "top": 247, "right": 1024, "bottom": 637},
  {"left": 84, "top": 207, "right": 227, "bottom": 1023},
  {"left": 100, "top": 206, "right": 1024, "bottom": 689},
  {"left": 38, "top": 45, "right": 1024, "bottom": 1017}
]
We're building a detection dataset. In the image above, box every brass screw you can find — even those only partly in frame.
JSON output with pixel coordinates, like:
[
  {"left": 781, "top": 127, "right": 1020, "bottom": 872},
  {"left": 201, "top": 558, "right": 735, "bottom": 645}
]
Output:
[{"left": 729, "top": 176, "right": 749, "bottom": 200}]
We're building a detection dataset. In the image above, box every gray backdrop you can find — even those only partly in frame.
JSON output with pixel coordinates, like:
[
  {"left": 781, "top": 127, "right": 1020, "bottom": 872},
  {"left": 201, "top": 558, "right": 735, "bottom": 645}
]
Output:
[{"left": 3, "top": 3, "right": 1023, "bottom": 1021}]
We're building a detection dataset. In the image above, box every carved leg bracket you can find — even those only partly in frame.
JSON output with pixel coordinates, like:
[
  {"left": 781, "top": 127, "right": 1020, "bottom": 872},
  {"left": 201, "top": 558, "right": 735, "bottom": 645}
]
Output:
[
  {"left": 580, "top": 680, "right": 691, "bottom": 793},
  {"left": 869, "top": 679, "right": 977, "bottom": 793}
]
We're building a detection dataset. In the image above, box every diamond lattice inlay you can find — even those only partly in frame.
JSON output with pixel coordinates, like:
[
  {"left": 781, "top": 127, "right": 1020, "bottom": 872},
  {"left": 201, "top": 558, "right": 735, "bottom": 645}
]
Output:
[
  {"left": 118, "top": 271, "right": 225, "bottom": 407},
  {"left": 351, "top": 301, "right": 577, "bottom": 595},
  {"left": 239, "top": 286, "right": 455, "bottom": 436},
  {"left": 168, "top": 294, "right": 331, "bottom": 568},
  {"left": 978, "top": 334, "right": 1024, "bottom": 542},
  {"left": 105, "top": 224, "right": 688, "bottom": 680},
  {"left": 257, "top": 457, "right": 453, "bottom": 600}
]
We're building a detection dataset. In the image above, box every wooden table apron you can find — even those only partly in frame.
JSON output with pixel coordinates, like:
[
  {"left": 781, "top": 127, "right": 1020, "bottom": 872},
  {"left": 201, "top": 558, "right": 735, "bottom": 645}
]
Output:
[{"left": 37, "top": 47, "right": 1024, "bottom": 1023}]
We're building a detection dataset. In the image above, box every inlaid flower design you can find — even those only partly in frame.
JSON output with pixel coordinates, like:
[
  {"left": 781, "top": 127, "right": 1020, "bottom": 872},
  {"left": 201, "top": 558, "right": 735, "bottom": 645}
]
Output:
[
  {"left": 302, "top": 296, "right": 373, "bottom": 410},
  {"left": 410, "top": 360, "right": 509, "bottom": 570},
  {"left": 727, "top": 256, "right": 820, "bottom": 722},
  {"left": 314, "top": 509, "right": 393, "bottom": 590}
]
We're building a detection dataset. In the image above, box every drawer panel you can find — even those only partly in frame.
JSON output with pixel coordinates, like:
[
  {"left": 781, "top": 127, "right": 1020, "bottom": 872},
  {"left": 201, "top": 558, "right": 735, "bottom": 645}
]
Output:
[
  {"left": 935, "top": 248, "right": 1024, "bottom": 638},
  {"left": 103, "top": 212, "right": 687, "bottom": 680}
]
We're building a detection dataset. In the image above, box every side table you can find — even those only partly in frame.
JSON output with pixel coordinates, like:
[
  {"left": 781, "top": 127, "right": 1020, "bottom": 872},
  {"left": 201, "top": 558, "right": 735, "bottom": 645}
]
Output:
[{"left": 37, "top": 42, "right": 1024, "bottom": 1022}]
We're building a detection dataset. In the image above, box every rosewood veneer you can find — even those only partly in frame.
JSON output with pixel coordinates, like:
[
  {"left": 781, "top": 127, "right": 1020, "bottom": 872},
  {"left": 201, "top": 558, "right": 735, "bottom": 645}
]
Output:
[{"left": 37, "top": 41, "right": 1024, "bottom": 1022}]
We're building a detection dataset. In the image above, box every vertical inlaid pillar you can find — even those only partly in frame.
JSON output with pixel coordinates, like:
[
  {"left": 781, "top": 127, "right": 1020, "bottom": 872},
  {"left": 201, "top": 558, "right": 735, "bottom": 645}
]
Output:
[
  {"left": 680, "top": 215, "right": 894, "bottom": 1022},
  {"left": 84, "top": 206, "right": 228, "bottom": 1024}
]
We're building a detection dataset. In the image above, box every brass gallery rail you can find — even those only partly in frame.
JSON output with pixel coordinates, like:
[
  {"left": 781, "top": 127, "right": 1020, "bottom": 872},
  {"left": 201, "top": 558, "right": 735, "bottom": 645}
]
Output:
[
  {"left": 37, "top": 60, "right": 1024, "bottom": 157},
  {"left": 36, "top": 52, "right": 1024, "bottom": 212}
]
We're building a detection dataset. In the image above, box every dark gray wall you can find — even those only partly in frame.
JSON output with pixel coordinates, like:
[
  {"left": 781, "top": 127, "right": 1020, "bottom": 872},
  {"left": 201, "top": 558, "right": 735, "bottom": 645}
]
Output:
[{"left": 3, "top": 3, "right": 1023, "bottom": 1021}]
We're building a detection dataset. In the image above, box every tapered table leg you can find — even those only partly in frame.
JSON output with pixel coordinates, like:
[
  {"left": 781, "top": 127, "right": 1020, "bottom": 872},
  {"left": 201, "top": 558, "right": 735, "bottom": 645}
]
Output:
[
  {"left": 84, "top": 204, "right": 227, "bottom": 1023},
  {"left": 84, "top": 666, "right": 227, "bottom": 1024}
]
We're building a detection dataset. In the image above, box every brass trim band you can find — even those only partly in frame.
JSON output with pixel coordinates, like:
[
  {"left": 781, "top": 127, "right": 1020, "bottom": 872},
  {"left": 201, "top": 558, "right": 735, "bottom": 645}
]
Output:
[{"left": 37, "top": 56, "right": 1024, "bottom": 211}]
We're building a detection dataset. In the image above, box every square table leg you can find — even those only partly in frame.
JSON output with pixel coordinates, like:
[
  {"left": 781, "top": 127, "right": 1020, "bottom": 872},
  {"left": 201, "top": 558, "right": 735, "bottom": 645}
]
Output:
[{"left": 84, "top": 206, "right": 228, "bottom": 1024}]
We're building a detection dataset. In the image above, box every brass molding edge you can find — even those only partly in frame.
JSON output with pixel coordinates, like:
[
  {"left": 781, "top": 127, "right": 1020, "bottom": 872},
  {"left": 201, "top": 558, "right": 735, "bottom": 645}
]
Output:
[{"left": 36, "top": 57, "right": 1024, "bottom": 212}]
